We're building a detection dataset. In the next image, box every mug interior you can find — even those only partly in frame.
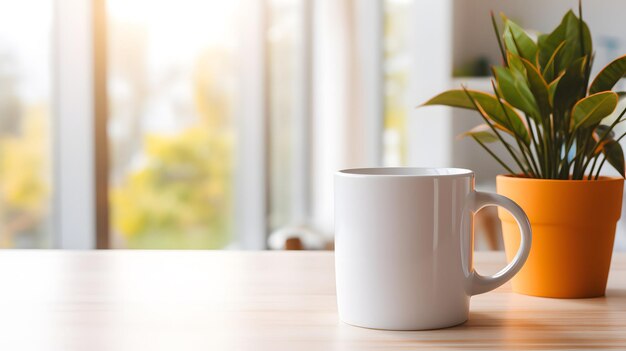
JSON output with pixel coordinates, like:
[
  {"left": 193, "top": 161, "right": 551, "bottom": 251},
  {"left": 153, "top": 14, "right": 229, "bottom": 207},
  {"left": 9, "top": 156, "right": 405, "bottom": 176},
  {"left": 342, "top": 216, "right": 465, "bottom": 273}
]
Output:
[{"left": 338, "top": 167, "right": 473, "bottom": 177}]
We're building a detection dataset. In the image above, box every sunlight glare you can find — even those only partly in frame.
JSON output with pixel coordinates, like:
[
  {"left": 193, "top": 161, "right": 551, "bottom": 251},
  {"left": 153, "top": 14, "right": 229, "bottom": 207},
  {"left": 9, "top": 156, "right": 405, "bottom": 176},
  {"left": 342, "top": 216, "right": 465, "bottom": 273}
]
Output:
[{"left": 107, "top": 0, "right": 241, "bottom": 61}]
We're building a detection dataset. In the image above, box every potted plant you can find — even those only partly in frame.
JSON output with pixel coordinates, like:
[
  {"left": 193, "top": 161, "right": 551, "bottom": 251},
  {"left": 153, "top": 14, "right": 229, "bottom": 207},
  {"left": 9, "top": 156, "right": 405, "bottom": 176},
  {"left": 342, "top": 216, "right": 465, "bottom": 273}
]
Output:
[{"left": 421, "top": 4, "right": 626, "bottom": 298}]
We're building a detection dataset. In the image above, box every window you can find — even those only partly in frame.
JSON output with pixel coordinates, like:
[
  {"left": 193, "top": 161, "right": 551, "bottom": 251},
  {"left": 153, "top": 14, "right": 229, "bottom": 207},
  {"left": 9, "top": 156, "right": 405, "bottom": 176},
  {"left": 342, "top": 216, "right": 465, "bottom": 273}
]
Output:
[
  {"left": 1, "top": 0, "right": 405, "bottom": 250},
  {"left": 107, "top": 0, "right": 240, "bottom": 248},
  {"left": 268, "top": 0, "right": 309, "bottom": 232},
  {"left": 0, "top": 0, "right": 53, "bottom": 248},
  {"left": 383, "top": 0, "right": 411, "bottom": 167}
]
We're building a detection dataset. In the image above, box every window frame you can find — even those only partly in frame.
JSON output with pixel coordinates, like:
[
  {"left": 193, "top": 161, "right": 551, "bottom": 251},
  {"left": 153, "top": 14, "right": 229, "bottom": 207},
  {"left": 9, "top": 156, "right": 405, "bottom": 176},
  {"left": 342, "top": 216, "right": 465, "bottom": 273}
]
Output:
[
  {"left": 234, "top": 0, "right": 269, "bottom": 249},
  {"left": 53, "top": 0, "right": 98, "bottom": 249}
]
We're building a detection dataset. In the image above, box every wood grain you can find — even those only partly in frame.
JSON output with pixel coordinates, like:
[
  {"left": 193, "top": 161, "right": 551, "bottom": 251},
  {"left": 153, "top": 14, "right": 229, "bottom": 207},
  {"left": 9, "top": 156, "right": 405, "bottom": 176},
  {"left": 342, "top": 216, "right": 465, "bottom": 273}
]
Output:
[{"left": 0, "top": 251, "right": 624, "bottom": 350}]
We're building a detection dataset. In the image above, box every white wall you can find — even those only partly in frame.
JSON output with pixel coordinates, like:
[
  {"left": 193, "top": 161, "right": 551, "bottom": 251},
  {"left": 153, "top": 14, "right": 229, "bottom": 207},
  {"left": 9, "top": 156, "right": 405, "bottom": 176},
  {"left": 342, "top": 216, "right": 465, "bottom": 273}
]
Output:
[{"left": 406, "top": 0, "right": 454, "bottom": 168}]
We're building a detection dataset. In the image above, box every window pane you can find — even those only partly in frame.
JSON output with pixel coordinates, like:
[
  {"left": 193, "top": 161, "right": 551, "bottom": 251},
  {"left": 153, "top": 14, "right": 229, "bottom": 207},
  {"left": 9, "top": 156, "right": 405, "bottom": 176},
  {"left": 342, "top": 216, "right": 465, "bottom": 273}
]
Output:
[
  {"left": 107, "top": 0, "right": 240, "bottom": 248},
  {"left": 383, "top": 0, "right": 411, "bottom": 167},
  {"left": 268, "top": 0, "right": 303, "bottom": 231},
  {"left": 0, "top": 0, "right": 53, "bottom": 248}
]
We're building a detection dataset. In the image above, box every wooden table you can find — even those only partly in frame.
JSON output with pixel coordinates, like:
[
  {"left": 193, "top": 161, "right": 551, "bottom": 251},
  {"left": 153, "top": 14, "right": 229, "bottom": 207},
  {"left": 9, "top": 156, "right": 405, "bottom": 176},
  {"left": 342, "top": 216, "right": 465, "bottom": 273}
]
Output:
[{"left": 0, "top": 251, "right": 624, "bottom": 350}]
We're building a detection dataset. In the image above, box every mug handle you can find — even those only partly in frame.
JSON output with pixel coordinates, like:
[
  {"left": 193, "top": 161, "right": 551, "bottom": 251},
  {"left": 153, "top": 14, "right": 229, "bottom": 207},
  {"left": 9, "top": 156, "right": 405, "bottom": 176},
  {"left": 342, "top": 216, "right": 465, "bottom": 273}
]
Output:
[{"left": 462, "top": 191, "right": 532, "bottom": 296}]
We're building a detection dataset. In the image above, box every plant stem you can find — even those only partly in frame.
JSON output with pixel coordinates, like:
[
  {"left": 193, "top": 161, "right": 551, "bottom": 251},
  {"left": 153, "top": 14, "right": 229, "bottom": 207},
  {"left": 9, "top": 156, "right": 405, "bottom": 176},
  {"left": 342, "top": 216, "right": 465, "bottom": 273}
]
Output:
[
  {"left": 541, "top": 127, "right": 551, "bottom": 178},
  {"left": 462, "top": 86, "right": 530, "bottom": 176},
  {"left": 491, "top": 80, "right": 538, "bottom": 176},
  {"left": 557, "top": 132, "right": 578, "bottom": 178},
  {"left": 594, "top": 156, "right": 606, "bottom": 180},
  {"left": 593, "top": 130, "right": 626, "bottom": 179},
  {"left": 525, "top": 113, "right": 542, "bottom": 175},
  {"left": 548, "top": 115, "right": 554, "bottom": 177},
  {"left": 588, "top": 153, "right": 600, "bottom": 180},
  {"left": 526, "top": 107, "right": 548, "bottom": 178},
  {"left": 491, "top": 11, "right": 508, "bottom": 66},
  {"left": 473, "top": 137, "right": 517, "bottom": 175},
  {"left": 574, "top": 132, "right": 592, "bottom": 179},
  {"left": 580, "top": 106, "right": 626, "bottom": 176}
]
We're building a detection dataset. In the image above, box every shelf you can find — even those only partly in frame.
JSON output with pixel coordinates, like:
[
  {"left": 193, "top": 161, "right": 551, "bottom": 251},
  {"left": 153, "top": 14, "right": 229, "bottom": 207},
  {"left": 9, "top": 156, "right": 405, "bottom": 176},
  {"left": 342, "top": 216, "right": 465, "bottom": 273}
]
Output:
[{"left": 450, "top": 77, "right": 492, "bottom": 92}]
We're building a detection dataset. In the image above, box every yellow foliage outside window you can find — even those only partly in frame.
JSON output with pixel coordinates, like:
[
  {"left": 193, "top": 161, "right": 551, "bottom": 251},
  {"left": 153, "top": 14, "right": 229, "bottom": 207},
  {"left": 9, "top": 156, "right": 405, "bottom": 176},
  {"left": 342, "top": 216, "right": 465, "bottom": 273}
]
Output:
[{"left": 110, "top": 50, "right": 235, "bottom": 249}]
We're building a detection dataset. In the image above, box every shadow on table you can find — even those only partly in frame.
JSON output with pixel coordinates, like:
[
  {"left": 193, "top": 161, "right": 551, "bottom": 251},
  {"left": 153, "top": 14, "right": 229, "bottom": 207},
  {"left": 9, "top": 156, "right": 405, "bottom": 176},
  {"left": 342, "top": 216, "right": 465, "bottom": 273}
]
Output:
[
  {"left": 533, "top": 288, "right": 626, "bottom": 309},
  {"left": 338, "top": 311, "right": 619, "bottom": 350}
]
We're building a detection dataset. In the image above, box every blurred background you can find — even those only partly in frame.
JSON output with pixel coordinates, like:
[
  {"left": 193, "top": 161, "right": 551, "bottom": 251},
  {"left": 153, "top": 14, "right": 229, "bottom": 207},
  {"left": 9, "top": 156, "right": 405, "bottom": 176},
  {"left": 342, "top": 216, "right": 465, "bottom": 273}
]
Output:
[{"left": 1, "top": 0, "right": 625, "bottom": 250}]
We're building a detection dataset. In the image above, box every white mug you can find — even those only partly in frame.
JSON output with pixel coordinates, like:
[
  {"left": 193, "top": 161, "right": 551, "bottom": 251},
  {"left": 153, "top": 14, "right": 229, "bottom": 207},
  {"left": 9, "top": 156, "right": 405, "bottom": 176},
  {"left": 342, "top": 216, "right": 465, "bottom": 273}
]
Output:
[{"left": 334, "top": 167, "right": 531, "bottom": 330}]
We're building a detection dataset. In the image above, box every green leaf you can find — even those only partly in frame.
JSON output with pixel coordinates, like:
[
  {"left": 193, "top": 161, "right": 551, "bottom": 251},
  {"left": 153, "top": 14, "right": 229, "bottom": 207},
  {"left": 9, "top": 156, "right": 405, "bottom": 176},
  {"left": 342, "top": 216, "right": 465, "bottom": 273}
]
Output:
[
  {"left": 553, "top": 56, "right": 587, "bottom": 119},
  {"left": 521, "top": 57, "right": 551, "bottom": 117},
  {"left": 539, "top": 10, "right": 591, "bottom": 74},
  {"left": 602, "top": 140, "right": 625, "bottom": 177},
  {"left": 548, "top": 73, "right": 563, "bottom": 106},
  {"left": 538, "top": 26, "right": 564, "bottom": 69},
  {"left": 507, "top": 52, "right": 525, "bottom": 74},
  {"left": 421, "top": 89, "right": 530, "bottom": 144},
  {"left": 559, "top": 10, "right": 592, "bottom": 72},
  {"left": 460, "top": 124, "right": 499, "bottom": 143},
  {"left": 502, "top": 17, "right": 538, "bottom": 64},
  {"left": 571, "top": 92, "right": 618, "bottom": 130},
  {"left": 537, "top": 33, "right": 547, "bottom": 47},
  {"left": 589, "top": 55, "right": 626, "bottom": 94},
  {"left": 541, "top": 41, "right": 566, "bottom": 82},
  {"left": 493, "top": 66, "right": 541, "bottom": 120}
]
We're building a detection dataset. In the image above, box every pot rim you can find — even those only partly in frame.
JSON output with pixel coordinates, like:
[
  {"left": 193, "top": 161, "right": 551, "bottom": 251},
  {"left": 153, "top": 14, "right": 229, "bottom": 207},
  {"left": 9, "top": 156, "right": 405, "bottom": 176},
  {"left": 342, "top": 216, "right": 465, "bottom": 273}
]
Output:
[{"left": 497, "top": 174, "right": 624, "bottom": 183}]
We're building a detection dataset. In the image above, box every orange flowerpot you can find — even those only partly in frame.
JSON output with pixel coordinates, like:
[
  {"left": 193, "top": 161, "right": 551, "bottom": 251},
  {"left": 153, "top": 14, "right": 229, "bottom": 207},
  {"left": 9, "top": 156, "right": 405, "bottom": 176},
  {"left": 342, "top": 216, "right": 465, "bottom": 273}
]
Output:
[{"left": 497, "top": 175, "right": 624, "bottom": 298}]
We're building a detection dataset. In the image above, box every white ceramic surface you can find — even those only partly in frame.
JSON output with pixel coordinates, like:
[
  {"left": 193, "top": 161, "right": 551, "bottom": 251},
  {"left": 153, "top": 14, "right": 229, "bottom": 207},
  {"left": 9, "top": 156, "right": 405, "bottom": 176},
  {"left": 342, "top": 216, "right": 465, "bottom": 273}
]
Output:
[{"left": 334, "top": 167, "right": 531, "bottom": 330}]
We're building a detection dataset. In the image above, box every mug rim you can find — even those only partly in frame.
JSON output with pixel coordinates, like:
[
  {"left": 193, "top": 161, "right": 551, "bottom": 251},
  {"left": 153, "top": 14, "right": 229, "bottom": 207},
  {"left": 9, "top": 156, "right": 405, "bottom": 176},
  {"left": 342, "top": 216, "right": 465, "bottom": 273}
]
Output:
[{"left": 336, "top": 167, "right": 474, "bottom": 178}]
